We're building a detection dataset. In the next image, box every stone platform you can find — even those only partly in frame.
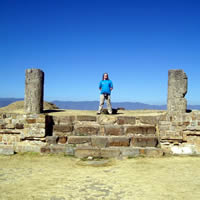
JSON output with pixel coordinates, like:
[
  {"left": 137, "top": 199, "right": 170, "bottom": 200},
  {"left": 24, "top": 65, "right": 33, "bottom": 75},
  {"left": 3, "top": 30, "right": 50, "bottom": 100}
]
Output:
[
  {"left": 0, "top": 110, "right": 165, "bottom": 158},
  {"left": 1, "top": 109, "right": 200, "bottom": 158}
]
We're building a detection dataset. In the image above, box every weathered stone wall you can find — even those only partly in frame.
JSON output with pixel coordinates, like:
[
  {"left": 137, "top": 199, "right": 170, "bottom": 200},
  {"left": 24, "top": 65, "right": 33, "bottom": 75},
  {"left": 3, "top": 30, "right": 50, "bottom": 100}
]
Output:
[
  {"left": 158, "top": 111, "right": 200, "bottom": 155},
  {"left": 47, "top": 115, "right": 163, "bottom": 158},
  {"left": 0, "top": 113, "right": 47, "bottom": 154},
  {"left": 0, "top": 113, "right": 164, "bottom": 157},
  {"left": 1, "top": 112, "right": 200, "bottom": 157},
  {"left": 167, "top": 69, "right": 188, "bottom": 113},
  {"left": 24, "top": 69, "right": 44, "bottom": 114}
]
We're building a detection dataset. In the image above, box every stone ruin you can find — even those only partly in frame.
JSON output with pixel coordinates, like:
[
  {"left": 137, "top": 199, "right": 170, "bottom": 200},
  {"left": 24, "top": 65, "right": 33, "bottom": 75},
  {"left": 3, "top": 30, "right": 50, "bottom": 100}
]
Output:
[
  {"left": 1, "top": 68, "right": 200, "bottom": 157},
  {"left": 167, "top": 69, "right": 188, "bottom": 114},
  {"left": 24, "top": 69, "right": 44, "bottom": 114}
]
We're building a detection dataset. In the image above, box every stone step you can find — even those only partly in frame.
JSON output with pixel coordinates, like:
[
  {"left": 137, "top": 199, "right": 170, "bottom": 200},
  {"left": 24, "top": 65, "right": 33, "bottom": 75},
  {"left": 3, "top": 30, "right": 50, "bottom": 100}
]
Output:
[
  {"left": 131, "top": 136, "right": 158, "bottom": 147},
  {"left": 0, "top": 145, "right": 14, "bottom": 155},
  {"left": 52, "top": 124, "right": 156, "bottom": 136},
  {"left": 46, "top": 136, "right": 159, "bottom": 148},
  {"left": 75, "top": 147, "right": 163, "bottom": 158},
  {"left": 40, "top": 145, "right": 163, "bottom": 158}
]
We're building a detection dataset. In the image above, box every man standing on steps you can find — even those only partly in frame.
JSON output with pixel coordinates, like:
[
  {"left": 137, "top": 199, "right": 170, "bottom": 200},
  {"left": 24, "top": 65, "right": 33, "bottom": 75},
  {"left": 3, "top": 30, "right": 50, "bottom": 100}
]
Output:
[{"left": 97, "top": 73, "right": 113, "bottom": 115}]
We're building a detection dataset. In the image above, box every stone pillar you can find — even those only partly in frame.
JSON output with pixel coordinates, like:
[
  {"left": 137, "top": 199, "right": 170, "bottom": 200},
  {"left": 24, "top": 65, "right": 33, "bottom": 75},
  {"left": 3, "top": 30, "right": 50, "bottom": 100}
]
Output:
[
  {"left": 167, "top": 69, "right": 188, "bottom": 113},
  {"left": 24, "top": 69, "right": 44, "bottom": 114}
]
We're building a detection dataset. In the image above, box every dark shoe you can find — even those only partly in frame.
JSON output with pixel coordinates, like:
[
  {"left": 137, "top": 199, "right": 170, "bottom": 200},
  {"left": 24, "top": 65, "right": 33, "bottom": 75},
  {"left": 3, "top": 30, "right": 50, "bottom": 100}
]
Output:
[{"left": 96, "top": 112, "right": 101, "bottom": 115}]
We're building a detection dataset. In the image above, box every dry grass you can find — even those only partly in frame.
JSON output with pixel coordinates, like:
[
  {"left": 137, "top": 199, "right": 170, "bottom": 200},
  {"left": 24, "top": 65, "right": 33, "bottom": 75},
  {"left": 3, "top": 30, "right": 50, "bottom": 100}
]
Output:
[
  {"left": 0, "top": 101, "right": 58, "bottom": 114},
  {"left": 0, "top": 154, "right": 200, "bottom": 200}
]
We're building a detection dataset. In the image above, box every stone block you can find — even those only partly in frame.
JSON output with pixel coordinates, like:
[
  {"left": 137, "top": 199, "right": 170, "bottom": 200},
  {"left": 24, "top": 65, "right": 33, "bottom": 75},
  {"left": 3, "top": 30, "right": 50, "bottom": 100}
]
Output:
[
  {"left": 15, "top": 145, "right": 41, "bottom": 153},
  {"left": 46, "top": 136, "right": 58, "bottom": 144},
  {"left": 38, "top": 123, "right": 46, "bottom": 128},
  {"left": 65, "top": 145, "right": 75, "bottom": 156},
  {"left": 184, "top": 131, "right": 200, "bottom": 136},
  {"left": 104, "top": 125, "right": 123, "bottom": 136},
  {"left": 75, "top": 147, "right": 101, "bottom": 158},
  {"left": 68, "top": 136, "right": 91, "bottom": 144},
  {"left": 117, "top": 116, "right": 136, "bottom": 125},
  {"left": 53, "top": 116, "right": 75, "bottom": 125},
  {"left": 158, "top": 125, "right": 170, "bottom": 131},
  {"left": 139, "top": 116, "right": 163, "bottom": 125},
  {"left": 5, "top": 118, "right": 12, "bottom": 124},
  {"left": 159, "top": 121, "right": 172, "bottom": 125},
  {"left": 0, "top": 145, "right": 14, "bottom": 155},
  {"left": 50, "top": 145, "right": 67, "bottom": 154},
  {"left": 36, "top": 118, "right": 46, "bottom": 123},
  {"left": 120, "top": 147, "right": 140, "bottom": 157},
  {"left": 100, "top": 148, "right": 120, "bottom": 158},
  {"left": 125, "top": 125, "right": 156, "bottom": 135},
  {"left": 0, "top": 130, "right": 21, "bottom": 135},
  {"left": 26, "top": 119, "right": 36, "bottom": 123},
  {"left": 185, "top": 125, "right": 200, "bottom": 131},
  {"left": 5, "top": 124, "right": 15, "bottom": 129},
  {"left": 0, "top": 124, "right": 6, "bottom": 129},
  {"left": 76, "top": 115, "right": 96, "bottom": 121},
  {"left": 139, "top": 147, "right": 163, "bottom": 157},
  {"left": 5, "top": 135, "right": 20, "bottom": 145},
  {"left": 108, "top": 137, "right": 130, "bottom": 146},
  {"left": 131, "top": 136, "right": 158, "bottom": 147},
  {"left": 74, "top": 124, "right": 100, "bottom": 136},
  {"left": 58, "top": 136, "right": 67, "bottom": 144},
  {"left": 40, "top": 145, "right": 51, "bottom": 153},
  {"left": 170, "top": 145, "right": 196, "bottom": 155},
  {"left": 99, "top": 125, "right": 105, "bottom": 135},
  {"left": 97, "top": 116, "right": 117, "bottom": 125},
  {"left": 53, "top": 131, "right": 72, "bottom": 137},
  {"left": 53, "top": 124, "right": 73, "bottom": 133},
  {"left": 15, "top": 123, "right": 24, "bottom": 129},
  {"left": 21, "top": 128, "right": 45, "bottom": 138},
  {"left": 91, "top": 136, "right": 109, "bottom": 148}
]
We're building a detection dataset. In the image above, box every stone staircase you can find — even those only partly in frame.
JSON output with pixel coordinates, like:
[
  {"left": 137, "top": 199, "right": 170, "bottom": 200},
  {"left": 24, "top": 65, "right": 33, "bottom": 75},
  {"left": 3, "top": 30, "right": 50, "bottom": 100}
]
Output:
[{"left": 41, "top": 114, "right": 163, "bottom": 158}]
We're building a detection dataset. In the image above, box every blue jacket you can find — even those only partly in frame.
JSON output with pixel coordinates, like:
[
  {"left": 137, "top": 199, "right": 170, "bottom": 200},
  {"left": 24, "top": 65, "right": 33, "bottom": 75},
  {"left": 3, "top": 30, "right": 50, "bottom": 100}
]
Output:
[{"left": 99, "top": 80, "right": 113, "bottom": 95}]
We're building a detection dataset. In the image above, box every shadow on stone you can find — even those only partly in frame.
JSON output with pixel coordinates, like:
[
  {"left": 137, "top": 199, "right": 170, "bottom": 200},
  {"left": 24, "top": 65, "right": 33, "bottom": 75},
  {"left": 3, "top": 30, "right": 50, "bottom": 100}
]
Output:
[
  {"left": 45, "top": 116, "right": 54, "bottom": 136},
  {"left": 102, "top": 108, "right": 124, "bottom": 115},
  {"left": 43, "top": 109, "right": 65, "bottom": 113}
]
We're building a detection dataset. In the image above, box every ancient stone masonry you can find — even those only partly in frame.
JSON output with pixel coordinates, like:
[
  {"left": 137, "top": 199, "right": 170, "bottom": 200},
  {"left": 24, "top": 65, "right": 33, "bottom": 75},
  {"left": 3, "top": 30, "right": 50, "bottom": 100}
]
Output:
[
  {"left": 0, "top": 113, "right": 47, "bottom": 155},
  {"left": 158, "top": 111, "right": 200, "bottom": 155},
  {"left": 167, "top": 69, "right": 188, "bottom": 114},
  {"left": 24, "top": 69, "right": 44, "bottom": 114},
  {"left": 0, "top": 113, "right": 164, "bottom": 157},
  {"left": 157, "top": 69, "right": 200, "bottom": 155}
]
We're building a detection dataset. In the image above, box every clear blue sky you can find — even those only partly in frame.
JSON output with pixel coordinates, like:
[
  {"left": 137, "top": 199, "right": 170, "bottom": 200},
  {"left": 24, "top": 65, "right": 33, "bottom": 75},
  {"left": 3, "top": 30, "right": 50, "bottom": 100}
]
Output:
[{"left": 1, "top": 0, "right": 200, "bottom": 104}]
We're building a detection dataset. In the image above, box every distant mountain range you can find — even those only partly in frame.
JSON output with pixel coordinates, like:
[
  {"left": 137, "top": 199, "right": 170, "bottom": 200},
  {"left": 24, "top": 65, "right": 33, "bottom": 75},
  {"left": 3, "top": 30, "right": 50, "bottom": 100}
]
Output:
[
  {"left": 0, "top": 98, "right": 23, "bottom": 108},
  {"left": 1, "top": 98, "right": 200, "bottom": 110},
  {"left": 52, "top": 100, "right": 167, "bottom": 110}
]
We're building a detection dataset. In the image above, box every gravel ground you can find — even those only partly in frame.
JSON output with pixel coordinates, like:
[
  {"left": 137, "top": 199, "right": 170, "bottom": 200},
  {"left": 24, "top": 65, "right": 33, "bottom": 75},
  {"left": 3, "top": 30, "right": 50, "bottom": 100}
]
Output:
[{"left": 0, "top": 154, "right": 200, "bottom": 200}]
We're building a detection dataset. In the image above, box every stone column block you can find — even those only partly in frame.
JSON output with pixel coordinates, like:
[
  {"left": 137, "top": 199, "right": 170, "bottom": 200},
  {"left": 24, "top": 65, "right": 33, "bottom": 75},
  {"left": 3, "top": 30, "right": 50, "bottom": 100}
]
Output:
[
  {"left": 167, "top": 69, "right": 187, "bottom": 113},
  {"left": 24, "top": 69, "right": 44, "bottom": 114}
]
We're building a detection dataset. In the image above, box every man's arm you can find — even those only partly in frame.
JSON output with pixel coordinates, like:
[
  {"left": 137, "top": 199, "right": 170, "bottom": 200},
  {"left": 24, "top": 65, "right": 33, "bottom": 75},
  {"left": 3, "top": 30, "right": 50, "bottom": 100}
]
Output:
[
  {"left": 99, "top": 81, "right": 102, "bottom": 90},
  {"left": 110, "top": 81, "right": 113, "bottom": 91}
]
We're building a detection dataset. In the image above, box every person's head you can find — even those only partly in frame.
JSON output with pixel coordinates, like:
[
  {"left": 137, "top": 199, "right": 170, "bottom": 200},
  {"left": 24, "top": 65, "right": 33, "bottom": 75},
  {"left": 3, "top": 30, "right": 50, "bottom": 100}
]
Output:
[{"left": 102, "top": 73, "right": 109, "bottom": 80}]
